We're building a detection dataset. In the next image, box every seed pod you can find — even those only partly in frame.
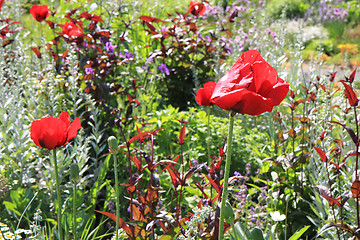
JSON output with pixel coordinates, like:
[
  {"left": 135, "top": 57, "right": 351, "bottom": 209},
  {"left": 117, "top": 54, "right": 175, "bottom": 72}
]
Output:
[
  {"left": 108, "top": 136, "right": 118, "bottom": 154},
  {"left": 70, "top": 163, "right": 80, "bottom": 182}
]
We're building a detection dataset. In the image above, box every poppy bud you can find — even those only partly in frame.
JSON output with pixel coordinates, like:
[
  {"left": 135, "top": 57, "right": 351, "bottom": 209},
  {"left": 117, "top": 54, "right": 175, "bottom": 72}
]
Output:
[
  {"left": 108, "top": 136, "right": 118, "bottom": 154},
  {"left": 70, "top": 163, "right": 80, "bottom": 182},
  {"left": 246, "top": 194, "right": 252, "bottom": 202}
]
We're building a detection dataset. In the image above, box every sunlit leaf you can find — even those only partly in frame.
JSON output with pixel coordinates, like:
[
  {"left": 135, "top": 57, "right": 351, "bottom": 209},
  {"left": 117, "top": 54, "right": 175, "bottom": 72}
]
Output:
[
  {"left": 94, "top": 210, "right": 133, "bottom": 237},
  {"left": 288, "top": 129, "right": 296, "bottom": 138},
  {"left": 139, "top": 15, "right": 167, "bottom": 23},
  {"left": 314, "top": 147, "right": 328, "bottom": 162},
  {"left": 351, "top": 179, "right": 360, "bottom": 198},
  {"left": 339, "top": 80, "right": 358, "bottom": 106},
  {"left": 349, "top": 68, "right": 357, "bottom": 83}
]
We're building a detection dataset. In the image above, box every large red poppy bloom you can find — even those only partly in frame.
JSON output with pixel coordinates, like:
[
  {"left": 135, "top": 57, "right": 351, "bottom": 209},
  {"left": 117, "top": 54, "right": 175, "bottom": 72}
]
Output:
[
  {"left": 30, "top": 111, "right": 81, "bottom": 149},
  {"left": 211, "top": 50, "right": 289, "bottom": 116},
  {"left": 187, "top": 0, "right": 206, "bottom": 17},
  {"left": 196, "top": 81, "right": 216, "bottom": 106},
  {"left": 62, "top": 22, "right": 83, "bottom": 37},
  {"left": 30, "top": 4, "right": 50, "bottom": 22}
]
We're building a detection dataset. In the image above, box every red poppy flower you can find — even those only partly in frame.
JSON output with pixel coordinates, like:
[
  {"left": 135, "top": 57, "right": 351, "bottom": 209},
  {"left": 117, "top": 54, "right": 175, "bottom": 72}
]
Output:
[
  {"left": 30, "top": 4, "right": 50, "bottom": 22},
  {"left": 195, "top": 81, "right": 216, "bottom": 106},
  {"left": 0, "top": 0, "right": 4, "bottom": 13},
  {"left": 187, "top": 0, "right": 206, "bottom": 17},
  {"left": 62, "top": 22, "right": 83, "bottom": 37},
  {"left": 31, "top": 111, "right": 81, "bottom": 149},
  {"left": 211, "top": 50, "right": 289, "bottom": 116}
]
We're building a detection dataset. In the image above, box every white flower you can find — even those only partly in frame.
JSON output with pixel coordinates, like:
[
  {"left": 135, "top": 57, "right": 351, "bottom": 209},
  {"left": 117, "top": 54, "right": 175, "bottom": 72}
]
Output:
[{"left": 270, "top": 211, "right": 286, "bottom": 221}]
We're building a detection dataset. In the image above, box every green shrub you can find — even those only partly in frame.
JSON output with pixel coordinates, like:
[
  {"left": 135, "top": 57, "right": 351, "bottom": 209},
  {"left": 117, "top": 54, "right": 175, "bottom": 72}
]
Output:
[
  {"left": 266, "top": 0, "right": 309, "bottom": 19},
  {"left": 304, "top": 39, "right": 337, "bottom": 56}
]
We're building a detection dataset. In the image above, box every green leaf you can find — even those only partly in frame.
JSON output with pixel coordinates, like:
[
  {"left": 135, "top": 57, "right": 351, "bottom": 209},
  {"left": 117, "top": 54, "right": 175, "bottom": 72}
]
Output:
[
  {"left": 246, "top": 183, "right": 262, "bottom": 191},
  {"left": 232, "top": 222, "right": 251, "bottom": 240},
  {"left": 158, "top": 226, "right": 180, "bottom": 240},
  {"left": 289, "top": 225, "right": 310, "bottom": 240},
  {"left": 250, "top": 227, "right": 265, "bottom": 240},
  {"left": 3, "top": 201, "right": 21, "bottom": 216},
  {"left": 265, "top": 224, "right": 277, "bottom": 240},
  {"left": 317, "top": 221, "right": 355, "bottom": 237}
]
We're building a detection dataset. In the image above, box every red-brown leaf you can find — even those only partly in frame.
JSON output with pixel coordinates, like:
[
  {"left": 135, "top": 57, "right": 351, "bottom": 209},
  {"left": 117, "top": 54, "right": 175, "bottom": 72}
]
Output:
[
  {"left": 314, "top": 147, "right": 328, "bottom": 162},
  {"left": 340, "top": 80, "right": 358, "bottom": 106},
  {"left": 351, "top": 179, "right": 360, "bottom": 198},
  {"left": 165, "top": 165, "right": 181, "bottom": 188},
  {"left": 349, "top": 68, "right": 357, "bottom": 83},
  {"left": 128, "top": 130, "right": 153, "bottom": 145},
  {"left": 204, "top": 174, "right": 221, "bottom": 194},
  {"left": 143, "top": 21, "right": 156, "bottom": 32},
  {"left": 319, "top": 84, "right": 326, "bottom": 92},
  {"left": 179, "top": 123, "right": 186, "bottom": 145},
  {"left": 139, "top": 15, "right": 167, "bottom": 23},
  {"left": 45, "top": 20, "right": 54, "bottom": 29},
  {"left": 329, "top": 71, "right": 337, "bottom": 82},
  {"left": 94, "top": 210, "right": 133, "bottom": 237},
  {"left": 330, "top": 121, "right": 358, "bottom": 145},
  {"left": 31, "top": 47, "right": 42, "bottom": 59},
  {"left": 322, "top": 195, "right": 342, "bottom": 208}
]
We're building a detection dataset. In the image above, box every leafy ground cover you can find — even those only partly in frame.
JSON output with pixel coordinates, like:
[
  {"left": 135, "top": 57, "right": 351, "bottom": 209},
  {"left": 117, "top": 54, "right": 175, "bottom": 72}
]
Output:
[{"left": 1, "top": 0, "right": 360, "bottom": 239}]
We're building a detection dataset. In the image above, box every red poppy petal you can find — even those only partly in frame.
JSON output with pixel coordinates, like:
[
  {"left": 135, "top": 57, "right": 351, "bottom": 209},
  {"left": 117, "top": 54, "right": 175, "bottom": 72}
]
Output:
[
  {"left": 30, "top": 119, "right": 43, "bottom": 148},
  {"left": 264, "top": 77, "right": 289, "bottom": 106},
  {"left": 211, "top": 65, "right": 253, "bottom": 100},
  {"left": 214, "top": 89, "right": 274, "bottom": 115},
  {"left": 59, "top": 111, "right": 71, "bottom": 126},
  {"left": 252, "top": 61, "right": 278, "bottom": 94},
  {"left": 195, "top": 88, "right": 210, "bottom": 106},
  {"left": 240, "top": 49, "right": 264, "bottom": 65},
  {"left": 211, "top": 51, "right": 265, "bottom": 100},
  {"left": 41, "top": 117, "right": 62, "bottom": 149},
  {"left": 203, "top": 81, "right": 216, "bottom": 90},
  {"left": 66, "top": 117, "right": 81, "bottom": 142},
  {"left": 54, "top": 118, "right": 68, "bottom": 147},
  {"left": 196, "top": 81, "right": 216, "bottom": 106}
]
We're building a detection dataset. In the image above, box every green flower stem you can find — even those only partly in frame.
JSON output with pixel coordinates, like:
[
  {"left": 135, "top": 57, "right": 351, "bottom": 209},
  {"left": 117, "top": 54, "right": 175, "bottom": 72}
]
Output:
[
  {"left": 113, "top": 154, "right": 120, "bottom": 240},
  {"left": 53, "top": 149, "right": 63, "bottom": 240},
  {"left": 219, "top": 111, "right": 235, "bottom": 240},
  {"left": 73, "top": 182, "right": 77, "bottom": 240},
  {"left": 285, "top": 200, "right": 288, "bottom": 240},
  {"left": 207, "top": 106, "right": 211, "bottom": 164}
]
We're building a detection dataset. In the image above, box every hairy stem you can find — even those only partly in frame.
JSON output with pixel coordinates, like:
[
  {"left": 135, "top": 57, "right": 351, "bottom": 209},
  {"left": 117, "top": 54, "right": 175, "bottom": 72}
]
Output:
[
  {"left": 73, "top": 182, "right": 77, "bottom": 240},
  {"left": 53, "top": 149, "right": 63, "bottom": 240},
  {"left": 113, "top": 153, "right": 120, "bottom": 240},
  {"left": 219, "top": 112, "right": 235, "bottom": 240}
]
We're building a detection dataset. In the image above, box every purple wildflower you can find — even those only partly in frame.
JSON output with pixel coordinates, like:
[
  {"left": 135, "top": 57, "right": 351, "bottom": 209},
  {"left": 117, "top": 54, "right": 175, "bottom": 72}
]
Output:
[
  {"left": 85, "top": 67, "right": 95, "bottom": 75},
  {"left": 158, "top": 63, "right": 170, "bottom": 76},
  {"left": 105, "top": 41, "right": 117, "bottom": 53},
  {"left": 124, "top": 52, "right": 134, "bottom": 59}
]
